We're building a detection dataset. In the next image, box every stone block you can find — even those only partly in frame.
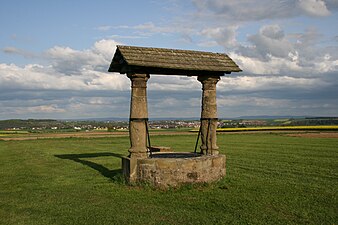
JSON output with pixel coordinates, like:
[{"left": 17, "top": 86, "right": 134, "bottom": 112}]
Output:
[
  {"left": 200, "top": 157, "right": 212, "bottom": 169},
  {"left": 122, "top": 156, "right": 140, "bottom": 183},
  {"left": 180, "top": 159, "right": 195, "bottom": 171},
  {"left": 155, "top": 159, "right": 177, "bottom": 169},
  {"left": 212, "top": 155, "right": 225, "bottom": 168},
  {"left": 186, "top": 171, "right": 199, "bottom": 181}
]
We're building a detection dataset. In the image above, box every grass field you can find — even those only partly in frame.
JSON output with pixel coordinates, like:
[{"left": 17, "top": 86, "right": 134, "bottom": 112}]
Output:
[
  {"left": 0, "top": 130, "right": 29, "bottom": 135},
  {"left": 0, "top": 133, "right": 337, "bottom": 224}
]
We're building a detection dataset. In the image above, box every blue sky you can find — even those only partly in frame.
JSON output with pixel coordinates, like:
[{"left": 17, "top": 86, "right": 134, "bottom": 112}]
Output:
[{"left": 1, "top": 0, "right": 338, "bottom": 119}]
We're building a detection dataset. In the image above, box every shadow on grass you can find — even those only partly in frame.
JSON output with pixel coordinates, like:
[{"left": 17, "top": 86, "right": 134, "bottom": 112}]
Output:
[{"left": 55, "top": 152, "right": 124, "bottom": 182}]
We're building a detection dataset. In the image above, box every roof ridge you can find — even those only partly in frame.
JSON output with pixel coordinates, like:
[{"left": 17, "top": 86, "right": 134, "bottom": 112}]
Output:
[{"left": 117, "top": 45, "right": 228, "bottom": 56}]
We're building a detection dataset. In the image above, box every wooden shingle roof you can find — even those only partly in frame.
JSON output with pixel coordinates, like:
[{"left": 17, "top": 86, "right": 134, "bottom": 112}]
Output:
[{"left": 108, "top": 45, "right": 241, "bottom": 76}]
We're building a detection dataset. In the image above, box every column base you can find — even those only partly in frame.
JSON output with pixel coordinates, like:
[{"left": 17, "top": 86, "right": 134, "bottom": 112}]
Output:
[
  {"left": 211, "top": 150, "right": 219, "bottom": 155},
  {"left": 200, "top": 148, "right": 219, "bottom": 155},
  {"left": 122, "top": 156, "right": 138, "bottom": 183}
]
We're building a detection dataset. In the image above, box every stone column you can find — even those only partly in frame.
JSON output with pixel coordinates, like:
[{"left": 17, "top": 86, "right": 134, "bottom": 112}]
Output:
[
  {"left": 198, "top": 76, "right": 220, "bottom": 155},
  {"left": 127, "top": 73, "right": 150, "bottom": 159}
]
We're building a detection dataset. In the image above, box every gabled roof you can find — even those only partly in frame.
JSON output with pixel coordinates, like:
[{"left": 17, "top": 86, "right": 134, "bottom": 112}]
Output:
[{"left": 108, "top": 45, "right": 242, "bottom": 76}]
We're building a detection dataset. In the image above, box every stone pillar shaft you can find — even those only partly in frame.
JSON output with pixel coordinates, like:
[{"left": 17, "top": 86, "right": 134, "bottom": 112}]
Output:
[
  {"left": 127, "top": 73, "right": 149, "bottom": 159},
  {"left": 198, "top": 76, "right": 220, "bottom": 155}
]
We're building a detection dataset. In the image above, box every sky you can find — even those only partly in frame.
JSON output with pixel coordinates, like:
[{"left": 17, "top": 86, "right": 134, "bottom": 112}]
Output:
[{"left": 0, "top": 0, "right": 337, "bottom": 120}]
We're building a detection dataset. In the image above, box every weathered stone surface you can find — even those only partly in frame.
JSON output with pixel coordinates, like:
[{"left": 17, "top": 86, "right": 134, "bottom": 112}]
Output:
[
  {"left": 198, "top": 76, "right": 220, "bottom": 155},
  {"left": 180, "top": 160, "right": 196, "bottom": 171},
  {"left": 122, "top": 156, "right": 139, "bottom": 183},
  {"left": 122, "top": 73, "right": 150, "bottom": 182},
  {"left": 135, "top": 154, "right": 226, "bottom": 188},
  {"left": 155, "top": 159, "right": 176, "bottom": 169},
  {"left": 127, "top": 73, "right": 149, "bottom": 160},
  {"left": 212, "top": 155, "right": 225, "bottom": 168}
]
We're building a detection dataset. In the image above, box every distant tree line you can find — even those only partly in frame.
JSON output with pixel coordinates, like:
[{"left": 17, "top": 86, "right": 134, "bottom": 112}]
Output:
[{"left": 289, "top": 118, "right": 338, "bottom": 126}]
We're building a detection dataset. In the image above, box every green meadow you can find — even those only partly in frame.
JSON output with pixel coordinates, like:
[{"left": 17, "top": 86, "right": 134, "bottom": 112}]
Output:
[{"left": 0, "top": 133, "right": 337, "bottom": 224}]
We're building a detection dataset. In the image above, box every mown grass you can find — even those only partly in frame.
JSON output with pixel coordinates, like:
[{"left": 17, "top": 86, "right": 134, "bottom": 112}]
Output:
[
  {"left": 0, "top": 130, "right": 29, "bottom": 136},
  {"left": 0, "top": 133, "right": 337, "bottom": 224}
]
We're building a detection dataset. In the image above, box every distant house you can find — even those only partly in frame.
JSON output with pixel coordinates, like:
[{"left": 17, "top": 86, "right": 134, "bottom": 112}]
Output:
[{"left": 95, "top": 127, "right": 108, "bottom": 131}]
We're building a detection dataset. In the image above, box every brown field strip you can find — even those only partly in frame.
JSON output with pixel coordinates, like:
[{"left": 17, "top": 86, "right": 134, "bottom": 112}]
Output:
[
  {"left": 0, "top": 131, "right": 195, "bottom": 141},
  {"left": 285, "top": 132, "right": 338, "bottom": 138}
]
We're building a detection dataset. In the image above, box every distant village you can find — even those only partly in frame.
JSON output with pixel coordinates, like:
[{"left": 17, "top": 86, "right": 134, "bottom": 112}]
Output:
[
  {"left": 1, "top": 117, "right": 337, "bottom": 132},
  {"left": 1, "top": 119, "right": 201, "bottom": 131}
]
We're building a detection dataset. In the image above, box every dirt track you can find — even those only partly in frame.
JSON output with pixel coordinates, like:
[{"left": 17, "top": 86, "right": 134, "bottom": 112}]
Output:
[
  {"left": 285, "top": 132, "right": 338, "bottom": 138},
  {"left": 0, "top": 132, "right": 125, "bottom": 141},
  {"left": 1, "top": 131, "right": 338, "bottom": 141},
  {"left": 0, "top": 131, "right": 194, "bottom": 141}
]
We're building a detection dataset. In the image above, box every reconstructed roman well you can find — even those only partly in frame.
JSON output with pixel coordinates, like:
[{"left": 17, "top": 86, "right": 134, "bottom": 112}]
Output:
[{"left": 108, "top": 45, "right": 241, "bottom": 188}]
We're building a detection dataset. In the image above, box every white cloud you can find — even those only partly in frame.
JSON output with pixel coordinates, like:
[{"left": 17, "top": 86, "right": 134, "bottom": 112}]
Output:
[
  {"left": 200, "top": 26, "right": 238, "bottom": 47},
  {"left": 2, "top": 47, "right": 37, "bottom": 58},
  {"left": 96, "top": 25, "right": 113, "bottom": 31},
  {"left": 115, "top": 21, "right": 197, "bottom": 39},
  {"left": 246, "top": 25, "right": 294, "bottom": 60},
  {"left": 0, "top": 38, "right": 139, "bottom": 119},
  {"left": 259, "top": 24, "right": 284, "bottom": 40},
  {"left": 218, "top": 96, "right": 290, "bottom": 107},
  {"left": 191, "top": 0, "right": 335, "bottom": 21},
  {"left": 193, "top": 0, "right": 291, "bottom": 21},
  {"left": 0, "top": 39, "right": 129, "bottom": 92},
  {"left": 44, "top": 39, "right": 119, "bottom": 74},
  {"left": 92, "top": 39, "right": 119, "bottom": 60},
  {"left": 135, "top": 22, "right": 156, "bottom": 30},
  {"left": 109, "top": 34, "right": 147, "bottom": 39},
  {"left": 297, "top": 0, "right": 331, "bottom": 16},
  {"left": 25, "top": 105, "right": 66, "bottom": 113},
  {"left": 217, "top": 95, "right": 338, "bottom": 117},
  {"left": 149, "top": 75, "right": 200, "bottom": 91},
  {"left": 218, "top": 75, "right": 328, "bottom": 91},
  {"left": 0, "top": 104, "right": 66, "bottom": 118},
  {"left": 228, "top": 52, "right": 303, "bottom": 75},
  {"left": 224, "top": 24, "right": 338, "bottom": 76},
  {"left": 0, "top": 63, "right": 128, "bottom": 91}
]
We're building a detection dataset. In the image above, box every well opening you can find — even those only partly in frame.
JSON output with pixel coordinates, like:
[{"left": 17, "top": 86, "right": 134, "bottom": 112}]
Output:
[{"left": 150, "top": 152, "right": 202, "bottom": 158}]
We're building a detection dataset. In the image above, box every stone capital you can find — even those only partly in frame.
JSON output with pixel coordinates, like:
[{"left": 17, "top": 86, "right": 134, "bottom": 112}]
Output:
[
  {"left": 197, "top": 76, "right": 220, "bottom": 90},
  {"left": 127, "top": 73, "right": 150, "bottom": 88}
]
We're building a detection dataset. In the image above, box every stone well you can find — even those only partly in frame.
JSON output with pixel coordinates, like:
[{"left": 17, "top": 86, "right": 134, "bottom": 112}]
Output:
[
  {"left": 138, "top": 153, "right": 226, "bottom": 188},
  {"left": 122, "top": 153, "right": 227, "bottom": 189},
  {"left": 108, "top": 45, "right": 241, "bottom": 188}
]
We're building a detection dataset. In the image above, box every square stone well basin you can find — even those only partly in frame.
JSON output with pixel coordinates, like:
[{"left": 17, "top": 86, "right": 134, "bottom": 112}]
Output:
[{"left": 134, "top": 152, "right": 226, "bottom": 188}]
